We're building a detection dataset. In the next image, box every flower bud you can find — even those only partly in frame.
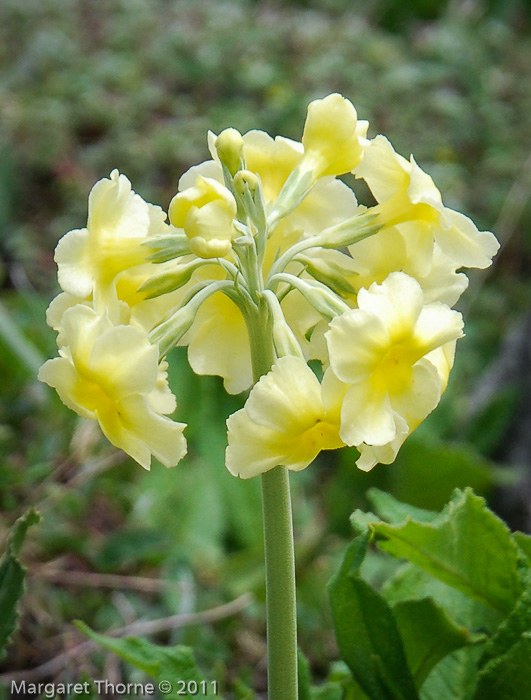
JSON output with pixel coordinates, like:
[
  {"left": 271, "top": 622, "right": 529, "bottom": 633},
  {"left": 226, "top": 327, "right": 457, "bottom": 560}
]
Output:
[
  {"left": 149, "top": 303, "right": 197, "bottom": 356},
  {"left": 149, "top": 280, "right": 234, "bottom": 356},
  {"left": 313, "top": 210, "right": 381, "bottom": 249},
  {"left": 233, "top": 170, "right": 267, "bottom": 233},
  {"left": 301, "top": 94, "right": 366, "bottom": 178},
  {"left": 233, "top": 169, "right": 259, "bottom": 197},
  {"left": 143, "top": 230, "right": 191, "bottom": 263},
  {"left": 215, "top": 128, "right": 245, "bottom": 177},
  {"left": 169, "top": 176, "right": 237, "bottom": 259}
]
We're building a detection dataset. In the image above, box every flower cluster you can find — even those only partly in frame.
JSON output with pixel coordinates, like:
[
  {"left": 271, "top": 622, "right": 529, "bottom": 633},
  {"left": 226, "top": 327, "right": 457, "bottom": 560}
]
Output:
[
  {"left": 40, "top": 94, "right": 499, "bottom": 475},
  {"left": 39, "top": 170, "right": 187, "bottom": 469}
]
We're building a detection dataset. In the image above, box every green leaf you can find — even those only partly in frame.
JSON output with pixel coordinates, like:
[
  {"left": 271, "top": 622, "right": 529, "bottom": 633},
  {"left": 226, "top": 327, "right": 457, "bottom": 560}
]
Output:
[
  {"left": 328, "top": 534, "right": 420, "bottom": 700},
  {"left": 0, "top": 509, "right": 40, "bottom": 659},
  {"left": 371, "top": 489, "right": 521, "bottom": 616},
  {"left": 350, "top": 509, "right": 382, "bottom": 536},
  {"left": 477, "top": 583, "right": 531, "bottom": 670},
  {"left": 298, "top": 648, "right": 312, "bottom": 700},
  {"left": 382, "top": 563, "right": 500, "bottom": 635},
  {"left": 392, "top": 598, "right": 483, "bottom": 689},
  {"left": 514, "top": 531, "right": 531, "bottom": 563},
  {"left": 472, "top": 632, "right": 531, "bottom": 700},
  {"left": 419, "top": 646, "right": 483, "bottom": 700},
  {"left": 367, "top": 489, "right": 438, "bottom": 525},
  {"left": 75, "top": 622, "right": 220, "bottom": 700}
]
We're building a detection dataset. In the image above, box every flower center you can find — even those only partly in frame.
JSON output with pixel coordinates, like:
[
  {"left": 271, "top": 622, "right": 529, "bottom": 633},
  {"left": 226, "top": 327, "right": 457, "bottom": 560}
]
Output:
[{"left": 372, "top": 339, "right": 423, "bottom": 396}]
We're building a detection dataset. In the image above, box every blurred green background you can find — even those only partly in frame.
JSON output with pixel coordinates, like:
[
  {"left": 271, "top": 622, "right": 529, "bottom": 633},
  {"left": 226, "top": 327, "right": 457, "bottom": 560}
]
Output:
[{"left": 1, "top": 0, "right": 530, "bottom": 693}]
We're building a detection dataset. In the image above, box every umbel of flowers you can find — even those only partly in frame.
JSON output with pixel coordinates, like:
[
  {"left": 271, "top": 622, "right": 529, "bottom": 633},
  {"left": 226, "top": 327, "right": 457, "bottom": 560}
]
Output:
[
  {"left": 39, "top": 93, "right": 498, "bottom": 475},
  {"left": 39, "top": 94, "right": 498, "bottom": 700}
]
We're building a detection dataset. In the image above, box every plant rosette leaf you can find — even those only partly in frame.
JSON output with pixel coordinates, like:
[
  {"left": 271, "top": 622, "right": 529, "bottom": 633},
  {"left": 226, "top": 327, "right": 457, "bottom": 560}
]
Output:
[
  {"left": 471, "top": 577, "right": 531, "bottom": 698},
  {"left": 391, "top": 597, "right": 484, "bottom": 689},
  {"left": 348, "top": 489, "right": 531, "bottom": 699},
  {"left": 328, "top": 533, "right": 421, "bottom": 700},
  {"left": 472, "top": 632, "right": 531, "bottom": 700},
  {"left": 515, "top": 531, "right": 531, "bottom": 564},
  {"left": 368, "top": 489, "right": 523, "bottom": 617},
  {"left": 0, "top": 508, "right": 40, "bottom": 659},
  {"left": 75, "top": 622, "right": 220, "bottom": 700}
]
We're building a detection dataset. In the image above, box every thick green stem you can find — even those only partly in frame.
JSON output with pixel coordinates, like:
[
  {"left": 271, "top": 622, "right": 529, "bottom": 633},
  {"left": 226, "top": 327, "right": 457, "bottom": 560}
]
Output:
[
  {"left": 261, "top": 466, "right": 298, "bottom": 700},
  {"left": 247, "top": 298, "right": 298, "bottom": 700}
]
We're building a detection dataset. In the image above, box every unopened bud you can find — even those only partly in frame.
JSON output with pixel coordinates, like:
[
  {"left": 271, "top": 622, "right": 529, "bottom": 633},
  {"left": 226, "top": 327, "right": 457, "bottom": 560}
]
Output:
[
  {"left": 233, "top": 170, "right": 267, "bottom": 233},
  {"left": 169, "top": 176, "right": 237, "bottom": 259},
  {"left": 313, "top": 210, "right": 381, "bottom": 249},
  {"left": 216, "top": 128, "right": 245, "bottom": 177},
  {"left": 143, "top": 230, "right": 191, "bottom": 263},
  {"left": 233, "top": 170, "right": 259, "bottom": 197},
  {"left": 268, "top": 167, "right": 313, "bottom": 228}
]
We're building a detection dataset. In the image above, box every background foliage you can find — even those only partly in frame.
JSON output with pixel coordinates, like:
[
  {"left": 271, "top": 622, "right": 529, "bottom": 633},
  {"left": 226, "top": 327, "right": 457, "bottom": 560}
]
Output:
[{"left": 1, "top": 0, "right": 530, "bottom": 696}]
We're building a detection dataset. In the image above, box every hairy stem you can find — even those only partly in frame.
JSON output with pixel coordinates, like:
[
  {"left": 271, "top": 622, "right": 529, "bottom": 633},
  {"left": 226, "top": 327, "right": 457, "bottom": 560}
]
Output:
[{"left": 247, "top": 297, "right": 298, "bottom": 700}]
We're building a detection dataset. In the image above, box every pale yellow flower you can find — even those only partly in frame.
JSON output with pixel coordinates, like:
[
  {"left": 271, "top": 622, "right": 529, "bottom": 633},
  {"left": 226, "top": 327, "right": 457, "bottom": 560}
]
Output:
[
  {"left": 354, "top": 135, "right": 499, "bottom": 269},
  {"left": 226, "top": 356, "right": 344, "bottom": 478},
  {"left": 325, "top": 272, "right": 463, "bottom": 449},
  {"left": 168, "top": 175, "right": 237, "bottom": 259},
  {"left": 46, "top": 260, "right": 191, "bottom": 345},
  {"left": 355, "top": 414, "right": 411, "bottom": 472},
  {"left": 38, "top": 305, "right": 186, "bottom": 469},
  {"left": 174, "top": 131, "right": 358, "bottom": 393},
  {"left": 204, "top": 128, "right": 360, "bottom": 234},
  {"left": 55, "top": 170, "right": 167, "bottom": 313},
  {"left": 348, "top": 226, "right": 469, "bottom": 306},
  {"left": 300, "top": 93, "right": 368, "bottom": 178},
  {"left": 184, "top": 290, "right": 253, "bottom": 395}
]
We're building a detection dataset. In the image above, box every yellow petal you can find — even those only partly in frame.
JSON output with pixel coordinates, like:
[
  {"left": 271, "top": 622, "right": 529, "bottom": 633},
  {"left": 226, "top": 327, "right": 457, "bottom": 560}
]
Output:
[
  {"left": 88, "top": 325, "right": 159, "bottom": 399},
  {"left": 326, "top": 309, "right": 389, "bottom": 384},
  {"left": 186, "top": 292, "right": 253, "bottom": 394},
  {"left": 244, "top": 356, "right": 323, "bottom": 434},
  {"left": 55, "top": 228, "right": 92, "bottom": 298},
  {"left": 226, "top": 356, "right": 343, "bottom": 478},
  {"left": 100, "top": 396, "right": 186, "bottom": 469},
  {"left": 302, "top": 94, "right": 363, "bottom": 177},
  {"left": 340, "top": 380, "right": 396, "bottom": 446}
]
